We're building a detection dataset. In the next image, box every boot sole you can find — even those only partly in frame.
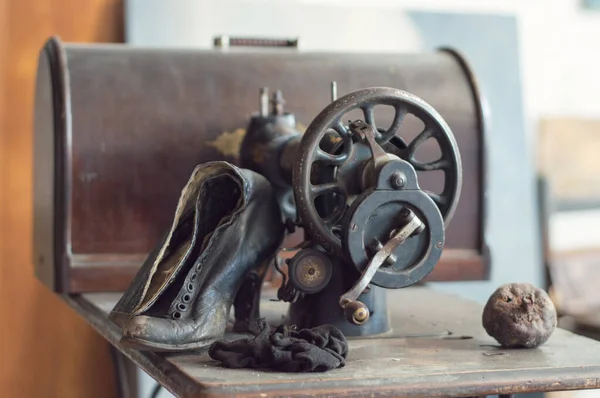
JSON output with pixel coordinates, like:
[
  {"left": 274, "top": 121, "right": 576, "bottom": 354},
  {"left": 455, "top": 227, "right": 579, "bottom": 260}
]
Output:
[{"left": 119, "top": 335, "right": 215, "bottom": 353}]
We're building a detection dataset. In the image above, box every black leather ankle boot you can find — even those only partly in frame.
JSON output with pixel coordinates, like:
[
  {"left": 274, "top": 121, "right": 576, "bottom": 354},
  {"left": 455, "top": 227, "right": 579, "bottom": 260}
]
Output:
[{"left": 109, "top": 161, "right": 284, "bottom": 351}]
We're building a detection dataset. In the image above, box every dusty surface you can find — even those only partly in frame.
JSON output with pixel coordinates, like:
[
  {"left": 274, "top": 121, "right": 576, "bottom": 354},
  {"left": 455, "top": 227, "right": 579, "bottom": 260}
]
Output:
[{"left": 70, "top": 286, "right": 600, "bottom": 397}]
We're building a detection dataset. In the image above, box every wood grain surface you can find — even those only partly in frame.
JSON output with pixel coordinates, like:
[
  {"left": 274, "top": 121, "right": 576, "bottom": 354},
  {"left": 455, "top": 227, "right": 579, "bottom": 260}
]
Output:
[
  {"left": 68, "top": 288, "right": 600, "bottom": 398},
  {"left": 0, "top": 1, "right": 123, "bottom": 397}
]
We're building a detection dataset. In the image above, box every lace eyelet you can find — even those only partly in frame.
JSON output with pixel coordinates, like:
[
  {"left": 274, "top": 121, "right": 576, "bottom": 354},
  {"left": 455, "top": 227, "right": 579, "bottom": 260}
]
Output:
[
  {"left": 182, "top": 294, "right": 191, "bottom": 303},
  {"left": 187, "top": 283, "right": 194, "bottom": 292},
  {"left": 172, "top": 311, "right": 182, "bottom": 319},
  {"left": 178, "top": 303, "right": 187, "bottom": 311},
  {"left": 190, "top": 273, "right": 197, "bottom": 281}
]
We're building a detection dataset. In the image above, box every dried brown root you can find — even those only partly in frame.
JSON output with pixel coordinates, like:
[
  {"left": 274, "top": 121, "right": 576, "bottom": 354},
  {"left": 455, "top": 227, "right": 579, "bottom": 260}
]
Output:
[{"left": 482, "top": 283, "right": 557, "bottom": 348}]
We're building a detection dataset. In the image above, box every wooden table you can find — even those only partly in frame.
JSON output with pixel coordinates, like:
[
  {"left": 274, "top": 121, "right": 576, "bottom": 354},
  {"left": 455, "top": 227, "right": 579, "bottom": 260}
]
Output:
[{"left": 63, "top": 287, "right": 600, "bottom": 397}]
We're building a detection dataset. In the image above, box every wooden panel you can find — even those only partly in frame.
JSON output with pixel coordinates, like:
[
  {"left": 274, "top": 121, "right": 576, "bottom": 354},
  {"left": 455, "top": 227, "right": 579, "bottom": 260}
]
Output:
[
  {"left": 538, "top": 118, "right": 600, "bottom": 207},
  {"left": 62, "top": 49, "right": 480, "bottom": 254},
  {"left": 0, "top": 0, "right": 123, "bottom": 397}
]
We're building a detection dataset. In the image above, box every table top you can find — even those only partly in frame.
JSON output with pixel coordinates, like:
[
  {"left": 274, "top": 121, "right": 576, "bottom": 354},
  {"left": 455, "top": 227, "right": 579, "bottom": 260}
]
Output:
[{"left": 64, "top": 287, "right": 600, "bottom": 398}]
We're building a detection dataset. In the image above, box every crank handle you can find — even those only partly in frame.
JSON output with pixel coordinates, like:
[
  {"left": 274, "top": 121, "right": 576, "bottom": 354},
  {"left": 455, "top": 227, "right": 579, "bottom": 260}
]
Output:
[{"left": 339, "top": 210, "right": 424, "bottom": 324}]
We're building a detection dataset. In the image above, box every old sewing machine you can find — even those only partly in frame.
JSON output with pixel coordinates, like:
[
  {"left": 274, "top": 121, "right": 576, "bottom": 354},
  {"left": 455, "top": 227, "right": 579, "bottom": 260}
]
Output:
[
  {"left": 238, "top": 84, "right": 462, "bottom": 335},
  {"left": 33, "top": 36, "right": 487, "bottom": 338}
]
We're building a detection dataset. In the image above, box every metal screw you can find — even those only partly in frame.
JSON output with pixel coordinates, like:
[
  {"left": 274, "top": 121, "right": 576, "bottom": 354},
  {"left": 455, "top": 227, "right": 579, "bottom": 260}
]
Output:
[
  {"left": 259, "top": 87, "right": 269, "bottom": 117},
  {"left": 390, "top": 172, "right": 406, "bottom": 189},
  {"left": 436, "top": 241, "right": 443, "bottom": 249},
  {"left": 331, "top": 81, "right": 338, "bottom": 102},
  {"left": 271, "top": 90, "right": 286, "bottom": 115},
  {"left": 351, "top": 223, "right": 358, "bottom": 231},
  {"left": 384, "top": 253, "right": 397, "bottom": 266},
  {"left": 369, "top": 239, "right": 384, "bottom": 253}
]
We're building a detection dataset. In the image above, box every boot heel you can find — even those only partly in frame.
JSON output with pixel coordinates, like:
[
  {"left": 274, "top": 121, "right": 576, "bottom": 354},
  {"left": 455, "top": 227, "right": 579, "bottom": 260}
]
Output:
[{"left": 233, "top": 256, "right": 274, "bottom": 334}]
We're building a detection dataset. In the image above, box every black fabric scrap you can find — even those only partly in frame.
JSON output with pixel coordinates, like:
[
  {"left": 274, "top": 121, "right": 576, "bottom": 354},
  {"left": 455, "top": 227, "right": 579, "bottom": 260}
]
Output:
[{"left": 208, "top": 319, "right": 349, "bottom": 372}]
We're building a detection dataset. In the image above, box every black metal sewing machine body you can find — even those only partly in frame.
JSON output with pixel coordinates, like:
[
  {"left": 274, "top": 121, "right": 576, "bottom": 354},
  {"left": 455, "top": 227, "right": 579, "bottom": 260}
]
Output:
[{"left": 239, "top": 85, "right": 462, "bottom": 336}]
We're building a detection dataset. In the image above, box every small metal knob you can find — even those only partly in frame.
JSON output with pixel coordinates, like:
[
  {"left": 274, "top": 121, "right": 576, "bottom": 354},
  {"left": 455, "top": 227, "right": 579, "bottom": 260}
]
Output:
[
  {"left": 390, "top": 172, "right": 406, "bottom": 189},
  {"left": 343, "top": 300, "right": 370, "bottom": 325},
  {"left": 271, "top": 90, "right": 286, "bottom": 115}
]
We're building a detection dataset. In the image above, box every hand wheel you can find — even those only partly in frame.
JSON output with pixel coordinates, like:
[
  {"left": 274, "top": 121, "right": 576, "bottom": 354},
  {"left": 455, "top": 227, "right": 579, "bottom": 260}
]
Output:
[{"left": 292, "top": 87, "right": 462, "bottom": 254}]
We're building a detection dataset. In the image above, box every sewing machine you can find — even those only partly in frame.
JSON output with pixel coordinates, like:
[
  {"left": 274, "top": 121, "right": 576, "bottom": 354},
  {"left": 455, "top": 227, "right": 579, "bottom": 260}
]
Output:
[
  {"left": 33, "top": 36, "right": 487, "bottom": 337},
  {"left": 238, "top": 82, "right": 463, "bottom": 336}
]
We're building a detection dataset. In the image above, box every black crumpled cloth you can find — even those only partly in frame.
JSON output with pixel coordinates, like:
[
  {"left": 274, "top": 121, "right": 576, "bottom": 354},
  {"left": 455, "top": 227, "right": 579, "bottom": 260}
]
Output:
[{"left": 208, "top": 319, "right": 348, "bottom": 372}]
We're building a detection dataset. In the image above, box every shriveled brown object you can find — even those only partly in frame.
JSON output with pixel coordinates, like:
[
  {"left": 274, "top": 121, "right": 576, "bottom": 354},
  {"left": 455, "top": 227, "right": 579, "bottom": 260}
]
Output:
[{"left": 482, "top": 283, "right": 557, "bottom": 348}]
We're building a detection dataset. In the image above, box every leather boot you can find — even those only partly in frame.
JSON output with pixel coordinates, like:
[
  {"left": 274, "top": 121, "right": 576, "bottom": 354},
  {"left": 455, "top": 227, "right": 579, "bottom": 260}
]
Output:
[{"left": 109, "top": 161, "right": 285, "bottom": 351}]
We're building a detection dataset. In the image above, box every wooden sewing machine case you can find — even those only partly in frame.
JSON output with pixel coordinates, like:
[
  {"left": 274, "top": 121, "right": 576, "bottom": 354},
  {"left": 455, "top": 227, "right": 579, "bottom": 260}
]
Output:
[{"left": 32, "top": 36, "right": 489, "bottom": 294}]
